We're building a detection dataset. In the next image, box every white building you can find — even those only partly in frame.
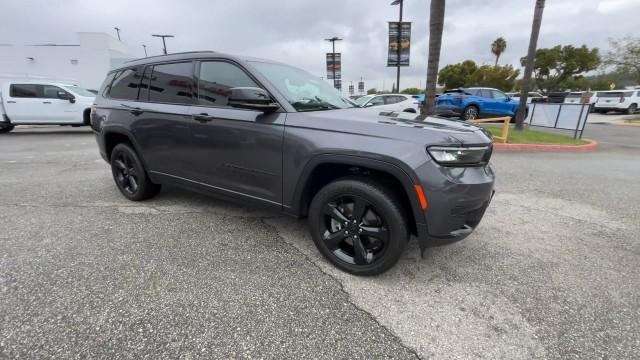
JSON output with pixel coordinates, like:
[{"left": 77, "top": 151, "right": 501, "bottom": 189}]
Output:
[{"left": 0, "top": 32, "right": 136, "bottom": 90}]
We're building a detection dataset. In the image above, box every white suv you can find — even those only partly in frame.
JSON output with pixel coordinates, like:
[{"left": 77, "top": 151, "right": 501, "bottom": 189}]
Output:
[
  {"left": 0, "top": 81, "right": 95, "bottom": 133},
  {"left": 354, "top": 94, "right": 420, "bottom": 113},
  {"left": 594, "top": 90, "right": 640, "bottom": 115},
  {"left": 564, "top": 91, "right": 598, "bottom": 112}
]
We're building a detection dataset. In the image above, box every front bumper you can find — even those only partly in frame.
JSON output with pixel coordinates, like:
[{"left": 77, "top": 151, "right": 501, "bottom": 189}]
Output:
[{"left": 415, "top": 162, "right": 495, "bottom": 249}]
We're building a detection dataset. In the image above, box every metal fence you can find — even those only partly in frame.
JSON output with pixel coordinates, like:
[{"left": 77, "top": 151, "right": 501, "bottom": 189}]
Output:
[{"left": 526, "top": 103, "right": 590, "bottom": 139}]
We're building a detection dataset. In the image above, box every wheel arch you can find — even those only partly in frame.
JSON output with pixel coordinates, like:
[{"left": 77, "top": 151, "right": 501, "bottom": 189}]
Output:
[
  {"left": 102, "top": 127, "right": 148, "bottom": 168},
  {"left": 288, "top": 154, "right": 426, "bottom": 238}
]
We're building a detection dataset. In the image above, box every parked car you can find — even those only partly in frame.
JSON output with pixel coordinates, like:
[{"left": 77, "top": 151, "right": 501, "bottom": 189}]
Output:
[
  {"left": 0, "top": 81, "right": 95, "bottom": 133},
  {"left": 91, "top": 51, "right": 495, "bottom": 275},
  {"left": 563, "top": 91, "right": 598, "bottom": 112},
  {"left": 593, "top": 90, "right": 640, "bottom": 114},
  {"left": 436, "top": 87, "right": 527, "bottom": 121},
  {"left": 546, "top": 92, "right": 569, "bottom": 103},
  {"left": 354, "top": 94, "right": 420, "bottom": 113},
  {"left": 506, "top": 91, "right": 547, "bottom": 104}
]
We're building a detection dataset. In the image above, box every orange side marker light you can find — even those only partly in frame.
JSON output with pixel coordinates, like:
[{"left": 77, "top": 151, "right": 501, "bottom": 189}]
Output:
[{"left": 414, "top": 185, "right": 428, "bottom": 210}]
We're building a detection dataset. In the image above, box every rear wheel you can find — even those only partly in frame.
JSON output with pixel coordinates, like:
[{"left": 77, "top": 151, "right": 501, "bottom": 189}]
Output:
[
  {"left": 461, "top": 105, "right": 479, "bottom": 121},
  {"left": 627, "top": 104, "right": 637, "bottom": 115},
  {"left": 110, "top": 143, "right": 161, "bottom": 201},
  {"left": 308, "top": 178, "right": 408, "bottom": 276},
  {"left": 0, "top": 124, "right": 14, "bottom": 133}
]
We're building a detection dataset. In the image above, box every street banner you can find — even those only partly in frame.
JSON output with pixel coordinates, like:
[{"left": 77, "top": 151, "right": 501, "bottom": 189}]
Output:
[
  {"left": 358, "top": 81, "right": 365, "bottom": 93},
  {"left": 387, "top": 22, "right": 411, "bottom": 67},
  {"left": 348, "top": 84, "right": 354, "bottom": 95},
  {"left": 334, "top": 79, "right": 342, "bottom": 91},
  {"left": 326, "top": 53, "right": 342, "bottom": 80}
]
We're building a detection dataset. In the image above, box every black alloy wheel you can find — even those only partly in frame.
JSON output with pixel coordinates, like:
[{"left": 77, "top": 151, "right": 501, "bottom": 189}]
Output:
[
  {"left": 309, "top": 178, "right": 408, "bottom": 276},
  {"left": 110, "top": 143, "right": 161, "bottom": 201}
]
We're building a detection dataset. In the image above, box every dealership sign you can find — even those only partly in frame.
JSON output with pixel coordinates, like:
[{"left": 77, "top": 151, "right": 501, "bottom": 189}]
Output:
[
  {"left": 326, "top": 53, "right": 341, "bottom": 80},
  {"left": 387, "top": 22, "right": 411, "bottom": 67}
]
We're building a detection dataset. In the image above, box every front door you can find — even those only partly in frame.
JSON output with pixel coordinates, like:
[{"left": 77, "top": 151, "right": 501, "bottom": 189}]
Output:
[{"left": 188, "top": 60, "right": 285, "bottom": 206}]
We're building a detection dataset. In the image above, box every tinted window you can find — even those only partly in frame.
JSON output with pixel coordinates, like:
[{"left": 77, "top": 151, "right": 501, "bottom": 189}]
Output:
[
  {"left": 149, "top": 62, "right": 194, "bottom": 104},
  {"left": 138, "top": 66, "right": 152, "bottom": 101},
  {"left": 109, "top": 67, "right": 144, "bottom": 100},
  {"left": 368, "top": 96, "right": 384, "bottom": 106},
  {"left": 99, "top": 72, "right": 117, "bottom": 97},
  {"left": 10, "top": 84, "right": 40, "bottom": 98},
  {"left": 198, "top": 61, "right": 258, "bottom": 107},
  {"left": 385, "top": 95, "right": 405, "bottom": 104}
]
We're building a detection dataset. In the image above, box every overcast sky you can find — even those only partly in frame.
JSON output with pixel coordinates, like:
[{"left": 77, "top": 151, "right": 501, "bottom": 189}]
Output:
[{"left": 2, "top": 0, "right": 638, "bottom": 91}]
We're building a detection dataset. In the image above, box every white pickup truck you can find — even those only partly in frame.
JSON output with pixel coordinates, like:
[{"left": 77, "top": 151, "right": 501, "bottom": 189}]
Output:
[{"left": 0, "top": 80, "right": 95, "bottom": 133}]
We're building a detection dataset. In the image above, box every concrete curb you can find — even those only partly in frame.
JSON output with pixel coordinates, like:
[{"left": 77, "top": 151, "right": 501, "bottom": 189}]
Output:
[{"left": 494, "top": 139, "right": 598, "bottom": 151}]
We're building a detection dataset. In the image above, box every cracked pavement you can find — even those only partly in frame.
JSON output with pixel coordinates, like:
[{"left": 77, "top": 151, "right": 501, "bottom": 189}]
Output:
[{"left": 1, "top": 126, "right": 639, "bottom": 359}]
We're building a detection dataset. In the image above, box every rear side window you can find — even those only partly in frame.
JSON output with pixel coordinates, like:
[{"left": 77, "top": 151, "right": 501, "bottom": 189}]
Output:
[
  {"left": 109, "top": 67, "right": 144, "bottom": 100},
  {"left": 10, "top": 84, "right": 40, "bottom": 98},
  {"left": 198, "top": 61, "right": 258, "bottom": 107},
  {"left": 138, "top": 66, "right": 152, "bottom": 101},
  {"left": 149, "top": 62, "right": 194, "bottom": 104}
]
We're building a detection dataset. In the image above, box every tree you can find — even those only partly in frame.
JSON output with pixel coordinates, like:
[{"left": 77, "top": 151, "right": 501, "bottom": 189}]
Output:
[
  {"left": 437, "top": 60, "right": 477, "bottom": 89},
  {"left": 437, "top": 60, "right": 519, "bottom": 91},
  {"left": 367, "top": 88, "right": 377, "bottom": 95},
  {"left": 605, "top": 36, "right": 640, "bottom": 84},
  {"left": 400, "top": 87, "right": 423, "bottom": 95},
  {"left": 520, "top": 44, "right": 601, "bottom": 93},
  {"left": 491, "top": 37, "right": 507, "bottom": 66},
  {"left": 422, "top": 0, "right": 446, "bottom": 116},
  {"left": 515, "top": 0, "right": 545, "bottom": 130}
]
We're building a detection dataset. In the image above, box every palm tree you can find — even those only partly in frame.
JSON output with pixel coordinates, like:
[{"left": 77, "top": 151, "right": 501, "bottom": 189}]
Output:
[
  {"left": 422, "top": 0, "right": 446, "bottom": 116},
  {"left": 515, "top": 0, "right": 545, "bottom": 130},
  {"left": 491, "top": 37, "right": 507, "bottom": 66}
]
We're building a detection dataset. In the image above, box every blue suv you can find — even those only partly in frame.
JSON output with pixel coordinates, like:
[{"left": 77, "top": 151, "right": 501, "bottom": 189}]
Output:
[{"left": 436, "top": 87, "right": 526, "bottom": 121}]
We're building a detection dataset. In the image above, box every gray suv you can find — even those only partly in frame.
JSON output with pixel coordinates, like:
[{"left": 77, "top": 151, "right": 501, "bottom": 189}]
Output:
[{"left": 91, "top": 51, "right": 495, "bottom": 275}]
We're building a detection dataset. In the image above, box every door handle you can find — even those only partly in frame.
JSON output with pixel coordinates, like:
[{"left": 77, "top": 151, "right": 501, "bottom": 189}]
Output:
[
  {"left": 120, "top": 103, "right": 144, "bottom": 116},
  {"left": 43, "top": 101, "right": 52, "bottom": 104},
  {"left": 192, "top": 113, "right": 214, "bottom": 123},
  {"left": 7, "top": 100, "right": 16, "bottom": 103}
]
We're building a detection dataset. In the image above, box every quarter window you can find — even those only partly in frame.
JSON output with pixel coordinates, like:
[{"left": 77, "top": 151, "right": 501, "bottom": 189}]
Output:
[
  {"left": 149, "top": 62, "right": 194, "bottom": 104},
  {"left": 10, "top": 84, "right": 40, "bottom": 98},
  {"left": 197, "top": 61, "right": 259, "bottom": 107},
  {"left": 109, "top": 67, "right": 144, "bottom": 100}
]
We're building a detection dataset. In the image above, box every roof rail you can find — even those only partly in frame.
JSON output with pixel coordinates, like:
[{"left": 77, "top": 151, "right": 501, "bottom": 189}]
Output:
[{"left": 123, "top": 50, "right": 216, "bottom": 63}]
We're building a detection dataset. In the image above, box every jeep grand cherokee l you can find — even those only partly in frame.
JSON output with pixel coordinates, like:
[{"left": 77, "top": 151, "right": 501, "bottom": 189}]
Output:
[{"left": 91, "top": 51, "right": 495, "bottom": 275}]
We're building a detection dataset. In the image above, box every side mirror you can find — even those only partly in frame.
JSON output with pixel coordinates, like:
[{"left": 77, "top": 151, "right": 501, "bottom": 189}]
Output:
[
  {"left": 57, "top": 91, "right": 75, "bottom": 103},
  {"left": 228, "top": 87, "right": 279, "bottom": 113},
  {"left": 364, "top": 102, "right": 375, "bottom": 107}
]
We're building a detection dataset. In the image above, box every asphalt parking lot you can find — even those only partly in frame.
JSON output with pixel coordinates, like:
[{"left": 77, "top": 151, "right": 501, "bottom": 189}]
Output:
[{"left": 1, "top": 125, "right": 639, "bottom": 359}]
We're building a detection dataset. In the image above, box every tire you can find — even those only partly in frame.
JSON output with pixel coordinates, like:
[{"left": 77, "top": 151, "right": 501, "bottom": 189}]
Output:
[
  {"left": 0, "top": 124, "right": 15, "bottom": 133},
  {"left": 308, "top": 178, "right": 408, "bottom": 276},
  {"left": 110, "top": 143, "right": 161, "bottom": 201},
  {"left": 461, "top": 105, "right": 479, "bottom": 121},
  {"left": 403, "top": 108, "right": 417, "bottom": 113},
  {"left": 627, "top": 104, "right": 637, "bottom": 115}
]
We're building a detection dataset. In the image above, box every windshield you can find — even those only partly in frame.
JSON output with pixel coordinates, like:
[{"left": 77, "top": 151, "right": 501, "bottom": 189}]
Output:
[
  {"left": 250, "top": 61, "right": 355, "bottom": 112},
  {"left": 64, "top": 85, "right": 95, "bottom": 97},
  {"left": 354, "top": 95, "right": 373, "bottom": 106}
]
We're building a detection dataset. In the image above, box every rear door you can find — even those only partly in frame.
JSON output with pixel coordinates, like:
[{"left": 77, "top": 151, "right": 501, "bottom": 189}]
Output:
[
  {"left": 188, "top": 60, "right": 285, "bottom": 206},
  {"left": 3, "top": 84, "right": 47, "bottom": 123}
]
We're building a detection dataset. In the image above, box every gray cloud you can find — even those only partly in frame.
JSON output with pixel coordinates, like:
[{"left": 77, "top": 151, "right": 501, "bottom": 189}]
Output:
[{"left": 2, "top": 0, "right": 637, "bottom": 90}]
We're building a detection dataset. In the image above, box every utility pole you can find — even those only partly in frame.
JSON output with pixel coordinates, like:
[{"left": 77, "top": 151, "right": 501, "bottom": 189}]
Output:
[
  {"left": 391, "top": 0, "right": 403, "bottom": 93},
  {"left": 114, "top": 27, "right": 121, "bottom": 41},
  {"left": 325, "top": 37, "right": 343, "bottom": 89},
  {"left": 152, "top": 34, "right": 174, "bottom": 55},
  {"left": 515, "top": 0, "right": 545, "bottom": 130},
  {"left": 142, "top": 44, "right": 148, "bottom": 57}
]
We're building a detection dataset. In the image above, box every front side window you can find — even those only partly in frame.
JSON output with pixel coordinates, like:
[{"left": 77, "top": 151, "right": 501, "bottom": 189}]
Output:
[
  {"left": 354, "top": 95, "right": 373, "bottom": 106},
  {"left": 491, "top": 90, "right": 507, "bottom": 100},
  {"left": 10, "top": 84, "right": 40, "bottom": 98},
  {"left": 250, "top": 61, "right": 355, "bottom": 112},
  {"left": 42, "top": 85, "right": 67, "bottom": 99},
  {"left": 368, "top": 96, "right": 385, "bottom": 106},
  {"left": 198, "top": 61, "right": 258, "bottom": 107},
  {"left": 109, "top": 67, "right": 144, "bottom": 100},
  {"left": 149, "top": 62, "right": 194, "bottom": 104}
]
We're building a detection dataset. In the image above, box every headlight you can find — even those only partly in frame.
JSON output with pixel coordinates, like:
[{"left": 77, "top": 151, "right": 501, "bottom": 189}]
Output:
[{"left": 427, "top": 145, "right": 492, "bottom": 166}]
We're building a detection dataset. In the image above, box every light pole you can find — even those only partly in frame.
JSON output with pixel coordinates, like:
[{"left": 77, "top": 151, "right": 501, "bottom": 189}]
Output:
[
  {"left": 114, "top": 27, "right": 121, "bottom": 41},
  {"left": 152, "top": 34, "right": 174, "bottom": 55},
  {"left": 142, "top": 44, "right": 148, "bottom": 57},
  {"left": 325, "top": 37, "right": 343, "bottom": 89},
  {"left": 391, "top": 0, "right": 403, "bottom": 93}
]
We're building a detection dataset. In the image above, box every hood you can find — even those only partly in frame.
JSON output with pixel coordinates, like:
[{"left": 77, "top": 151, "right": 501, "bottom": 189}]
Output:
[{"left": 286, "top": 108, "right": 492, "bottom": 146}]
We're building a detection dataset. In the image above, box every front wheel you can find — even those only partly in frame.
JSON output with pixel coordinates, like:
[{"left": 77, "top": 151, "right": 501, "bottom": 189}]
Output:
[
  {"left": 110, "top": 143, "right": 161, "bottom": 201},
  {"left": 308, "top": 178, "right": 408, "bottom": 276}
]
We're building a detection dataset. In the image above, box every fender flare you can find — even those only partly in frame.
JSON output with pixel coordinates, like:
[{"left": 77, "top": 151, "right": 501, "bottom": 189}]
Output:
[
  {"left": 289, "top": 153, "right": 427, "bottom": 231},
  {"left": 101, "top": 125, "right": 150, "bottom": 169}
]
